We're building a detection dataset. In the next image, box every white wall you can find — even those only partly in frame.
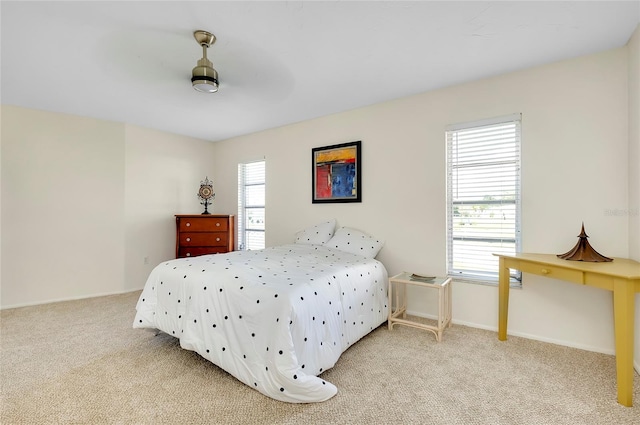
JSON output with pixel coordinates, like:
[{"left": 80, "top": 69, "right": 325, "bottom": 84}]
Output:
[
  {"left": 1, "top": 106, "right": 126, "bottom": 306},
  {"left": 0, "top": 106, "right": 214, "bottom": 308},
  {"left": 124, "top": 124, "right": 216, "bottom": 292},
  {"left": 212, "top": 47, "right": 632, "bottom": 356},
  {"left": 629, "top": 29, "right": 640, "bottom": 259},
  {"left": 627, "top": 26, "right": 640, "bottom": 370}
]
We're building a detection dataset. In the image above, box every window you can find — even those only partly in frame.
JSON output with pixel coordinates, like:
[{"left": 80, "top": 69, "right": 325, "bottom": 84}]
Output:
[
  {"left": 446, "top": 114, "right": 521, "bottom": 284},
  {"left": 237, "top": 160, "right": 265, "bottom": 251}
]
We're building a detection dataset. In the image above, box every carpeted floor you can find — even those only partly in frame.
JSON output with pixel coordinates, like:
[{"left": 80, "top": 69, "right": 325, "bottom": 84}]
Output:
[{"left": 1, "top": 291, "right": 638, "bottom": 424}]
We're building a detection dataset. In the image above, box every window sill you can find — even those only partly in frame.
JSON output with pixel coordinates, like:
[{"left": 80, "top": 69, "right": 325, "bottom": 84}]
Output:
[{"left": 448, "top": 276, "right": 522, "bottom": 289}]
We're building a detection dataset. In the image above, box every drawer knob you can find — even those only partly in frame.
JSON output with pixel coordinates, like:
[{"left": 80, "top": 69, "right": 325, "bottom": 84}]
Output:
[
  {"left": 216, "top": 237, "right": 221, "bottom": 241},
  {"left": 186, "top": 237, "right": 191, "bottom": 242},
  {"left": 216, "top": 223, "right": 221, "bottom": 227},
  {"left": 541, "top": 269, "right": 550, "bottom": 274},
  {"left": 186, "top": 222, "right": 191, "bottom": 227}
]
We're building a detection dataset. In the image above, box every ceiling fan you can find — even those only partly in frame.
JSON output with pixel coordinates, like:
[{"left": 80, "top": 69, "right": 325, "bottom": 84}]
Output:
[
  {"left": 186, "top": 28, "right": 294, "bottom": 100},
  {"left": 191, "top": 30, "right": 219, "bottom": 93}
]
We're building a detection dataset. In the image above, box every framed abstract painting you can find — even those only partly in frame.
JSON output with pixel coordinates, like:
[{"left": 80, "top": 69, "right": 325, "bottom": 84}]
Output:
[{"left": 312, "top": 141, "right": 361, "bottom": 203}]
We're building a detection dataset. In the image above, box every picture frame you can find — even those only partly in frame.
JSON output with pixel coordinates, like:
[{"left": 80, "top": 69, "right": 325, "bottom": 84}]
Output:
[{"left": 312, "top": 140, "right": 361, "bottom": 203}]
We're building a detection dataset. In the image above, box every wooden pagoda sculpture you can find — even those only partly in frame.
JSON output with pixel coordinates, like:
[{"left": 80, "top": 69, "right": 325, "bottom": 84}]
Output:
[{"left": 557, "top": 223, "right": 613, "bottom": 262}]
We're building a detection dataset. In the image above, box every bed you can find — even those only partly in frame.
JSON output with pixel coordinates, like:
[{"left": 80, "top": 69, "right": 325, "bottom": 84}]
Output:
[{"left": 133, "top": 221, "right": 388, "bottom": 403}]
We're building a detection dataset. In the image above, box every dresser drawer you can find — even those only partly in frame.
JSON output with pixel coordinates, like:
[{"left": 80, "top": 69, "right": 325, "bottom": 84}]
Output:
[
  {"left": 178, "top": 246, "right": 228, "bottom": 258},
  {"left": 518, "top": 261, "right": 584, "bottom": 284},
  {"left": 179, "top": 232, "right": 229, "bottom": 247},
  {"left": 178, "top": 217, "right": 228, "bottom": 232}
]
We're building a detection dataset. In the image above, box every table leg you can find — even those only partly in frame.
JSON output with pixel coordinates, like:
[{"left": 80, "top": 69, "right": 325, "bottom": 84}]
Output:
[
  {"left": 396, "top": 283, "right": 407, "bottom": 319},
  {"left": 388, "top": 279, "right": 393, "bottom": 330},
  {"left": 438, "top": 284, "right": 442, "bottom": 328},
  {"left": 498, "top": 257, "right": 510, "bottom": 341},
  {"left": 447, "top": 278, "right": 453, "bottom": 328},
  {"left": 612, "top": 278, "right": 635, "bottom": 407}
]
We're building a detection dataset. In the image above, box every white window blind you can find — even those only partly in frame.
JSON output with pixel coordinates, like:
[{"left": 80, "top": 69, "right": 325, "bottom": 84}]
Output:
[
  {"left": 237, "top": 160, "right": 265, "bottom": 251},
  {"left": 446, "top": 114, "right": 521, "bottom": 284}
]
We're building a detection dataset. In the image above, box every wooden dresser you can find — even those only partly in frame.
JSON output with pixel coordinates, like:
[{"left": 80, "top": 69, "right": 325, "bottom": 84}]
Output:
[{"left": 175, "top": 214, "right": 235, "bottom": 258}]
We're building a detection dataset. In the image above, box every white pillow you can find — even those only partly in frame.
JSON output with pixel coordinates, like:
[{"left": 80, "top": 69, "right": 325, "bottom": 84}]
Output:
[
  {"left": 294, "top": 219, "right": 337, "bottom": 245},
  {"left": 327, "top": 226, "right": 384, "bottom": 258}
]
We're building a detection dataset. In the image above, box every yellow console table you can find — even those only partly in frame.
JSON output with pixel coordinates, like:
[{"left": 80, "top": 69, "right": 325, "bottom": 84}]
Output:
[{"left": 495, "top": 253, "right": 640, "bottom": 407}]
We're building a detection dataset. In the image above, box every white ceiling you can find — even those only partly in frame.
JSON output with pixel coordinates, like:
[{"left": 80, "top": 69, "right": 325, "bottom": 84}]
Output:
[{"left": 2, "top": 1, "right": 639, "bottom": 142}]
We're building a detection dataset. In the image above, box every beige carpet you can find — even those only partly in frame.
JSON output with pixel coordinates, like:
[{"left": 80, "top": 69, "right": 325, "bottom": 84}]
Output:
[{"left": 1, "top": 291, "right": 638, "bottom": 424}]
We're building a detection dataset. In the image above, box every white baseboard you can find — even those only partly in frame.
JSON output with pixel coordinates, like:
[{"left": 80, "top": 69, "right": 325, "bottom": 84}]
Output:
[{"left": 0, "top": 288, "right": 143, "bottom": 310}]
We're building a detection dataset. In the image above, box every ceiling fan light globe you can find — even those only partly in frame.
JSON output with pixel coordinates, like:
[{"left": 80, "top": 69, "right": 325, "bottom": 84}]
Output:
[{"left": 192, "top": 80, "right": 218, "bottom": 93}]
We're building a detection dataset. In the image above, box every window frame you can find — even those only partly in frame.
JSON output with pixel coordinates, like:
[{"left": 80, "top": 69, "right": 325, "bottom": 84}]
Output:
[
  {"left": 445, "top": 114, "right": 522, "bottom": 286},
  {"left": 237, "top": 159, "right": 266, "bottom": 251}
]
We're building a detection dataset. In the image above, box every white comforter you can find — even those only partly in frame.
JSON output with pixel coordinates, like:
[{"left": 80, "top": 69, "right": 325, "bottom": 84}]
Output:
[{"left": 133, "top": 244, "right": 388, "bottom": 403}]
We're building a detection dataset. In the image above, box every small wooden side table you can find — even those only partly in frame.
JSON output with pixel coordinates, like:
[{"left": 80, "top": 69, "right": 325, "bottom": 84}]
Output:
[{"left": 388, "top": 272, "right": 452, "bottom": 342}]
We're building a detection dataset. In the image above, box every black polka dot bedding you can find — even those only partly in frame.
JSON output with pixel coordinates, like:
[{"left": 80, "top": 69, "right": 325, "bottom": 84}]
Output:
[{"left": 133, "top": 243, "right": 388, "bottom": 403}]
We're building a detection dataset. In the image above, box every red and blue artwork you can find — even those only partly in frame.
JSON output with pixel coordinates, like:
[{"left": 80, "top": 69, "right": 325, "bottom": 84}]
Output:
[{"left": 312, "top": 141, "right": 361, "bottom": 203}]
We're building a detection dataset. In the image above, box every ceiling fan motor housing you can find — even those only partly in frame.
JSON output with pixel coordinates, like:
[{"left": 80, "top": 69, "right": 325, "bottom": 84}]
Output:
[{"left": 192, "top": 57, "right": 219, "bottom": 84}]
